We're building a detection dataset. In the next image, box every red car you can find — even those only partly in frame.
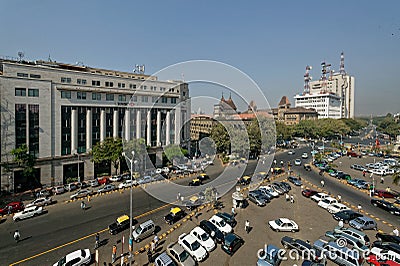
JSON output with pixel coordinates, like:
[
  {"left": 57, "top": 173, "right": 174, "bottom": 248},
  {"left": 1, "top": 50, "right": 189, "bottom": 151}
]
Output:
[
  {"left": 374, "top": 189, "right": 399, "bottom": 199},
  {"left": 97, "top": 177, "right": 109, "bottom": 185},
  {"left": 301, "top": 189, "right": 319, "bottom": 198},
  {"left": 366, "top": 254, "right": 398, "bottom": 266},
  {"left": 0, "top": 201, "right": 24, "bottom": 215}
]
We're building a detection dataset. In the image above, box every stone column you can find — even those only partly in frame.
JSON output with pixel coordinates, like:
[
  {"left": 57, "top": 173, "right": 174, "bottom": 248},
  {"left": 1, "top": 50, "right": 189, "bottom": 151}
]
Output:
[
  {"left": 113, "top": 109, "right": 119, "bottom": 138},
  {"left": 166, "top": 111, "right": 171, "bottom": 145},
  {"left": 86, "top": 108, "right": 92, "bottom": 150},
  {"left": 100, "top": 109, "right": 106, "bottom": 141},
  {"left": 71, "top": 108, "right": 78, "bottom": 153},
  {"left": 147, "top": 111, "right": 151, "bottom": 145},
  {"left": 136, "top": 110, "right": 141, "bottom": 139},
  {"left": 156, "top": 110, "right": 161, "bottom": 146},
  {"left": 125, "top": 109, "right": 131, "bottom": 141},
  {"left": 174, "top": 106, "right": 181, "bottom": 144}
]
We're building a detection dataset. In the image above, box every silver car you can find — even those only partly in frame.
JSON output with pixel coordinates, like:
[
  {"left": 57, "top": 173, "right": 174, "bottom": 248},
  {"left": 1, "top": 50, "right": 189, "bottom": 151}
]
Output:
[
  {"left": 349, "top": 216, "right": 377, "bottom": 230},
  {"left": 167, "top": 242, "right": 196, "bottom": 266}
]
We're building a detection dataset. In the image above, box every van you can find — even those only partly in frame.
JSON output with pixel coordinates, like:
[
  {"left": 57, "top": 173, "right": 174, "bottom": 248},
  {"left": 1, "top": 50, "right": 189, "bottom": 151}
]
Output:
[
  {"left": 132, "top": 219, "right": 155, "bottom": 242},
  {"left": 323, "top": 241, "right": 363, "bottom": 266},
  {"left": 333, "top": 227, "right": 371, "bottom": 246}
]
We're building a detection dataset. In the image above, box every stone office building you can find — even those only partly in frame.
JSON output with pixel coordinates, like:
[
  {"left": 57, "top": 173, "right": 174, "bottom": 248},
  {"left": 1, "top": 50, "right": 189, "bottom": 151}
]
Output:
[{"left": 0, "top": 57, "right": 190, "bottom": 191}]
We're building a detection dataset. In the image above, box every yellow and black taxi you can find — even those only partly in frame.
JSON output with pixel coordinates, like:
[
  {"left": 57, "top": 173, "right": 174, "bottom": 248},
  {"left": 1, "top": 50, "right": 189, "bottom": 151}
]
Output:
[
  {"left": 197, "top": 173, "right": 210, "bottom": 181},
  {"left": 108, "top": 214, "right": 137, "bottom": 235},
  {"left": 188, "top": 178, "right": 202, "bottom": 186},
  {"left": 164, "top": 207, "right": 186, "bottom": 225},
  {"left": 183, "top": 196, "right": 202, "bottom": 211},
  {"left": 237, "top": 175, "right": 251, "bottom": 185}
]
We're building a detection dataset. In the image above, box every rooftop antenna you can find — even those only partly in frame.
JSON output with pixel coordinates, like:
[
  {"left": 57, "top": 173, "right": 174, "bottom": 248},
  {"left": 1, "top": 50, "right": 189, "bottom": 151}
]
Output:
[
  {"left": 133, "top": 64, "right": 145, "bottom": 74},
  {"left": 339, "top": 51, "right": 346, "bottom": 75},
  {"left": 321, "top": 61, "right": 331, "bottom": 93},
  {"left": 303, "top": 65, "right": 312, "bottom": 94},
  {"left": 48, "top": 54, "right": 52, "bottom": 62},
  {"left": 17, "top": 51, "right": 24, "bottom": 62}
]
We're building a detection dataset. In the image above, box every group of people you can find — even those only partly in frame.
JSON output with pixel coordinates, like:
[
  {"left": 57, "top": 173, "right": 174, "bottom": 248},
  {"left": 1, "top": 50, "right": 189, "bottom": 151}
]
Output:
[{"left": 285, "top": 193, "right": 295, "bottom": 203}]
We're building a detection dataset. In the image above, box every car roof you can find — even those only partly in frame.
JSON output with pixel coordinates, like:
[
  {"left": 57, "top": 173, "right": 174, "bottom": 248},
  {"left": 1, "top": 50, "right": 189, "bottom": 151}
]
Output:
[
  {"left": 278, "top": 218, "right": 292, "bottom": 223},
  {"left": 155, "top": 252, "right": 174, "bottom": 265},
  {"left": 170, "top": 207, "right": 182, "bottom": 214},
  {"left": 168, "top": 242, "right": 185, "bottom": 254},
  {"left": 182, "top": 233, "right": 197, "bottom": 243},
  {"left": 191, "top": 226, "right": 205, "bottom": 234},
  {"left": 66, "top": 249, "right": 85, "bottom": 260},
  {"left": 117, "top": 215, "right": 129, "bottom": 223}
]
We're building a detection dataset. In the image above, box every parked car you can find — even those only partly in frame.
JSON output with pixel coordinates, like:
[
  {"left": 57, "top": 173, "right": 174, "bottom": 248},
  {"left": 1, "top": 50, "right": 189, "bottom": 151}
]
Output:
[
  {"left": 53, "top": 249, "right": 91, "bottom": 266},
  {"left": 257, "top": 244, "right": 282, "bottom": 266},
  {"left": 268, "top": 218, "right": 299, "bottom": 232},
  {"left": 259, "top": 186, "right": 279, "bottom": 198},
  {"left": 70, "top": 189, "right": 94, "bottom": 200},
  {"left": 287, "top": 176, "right": 302, "bottom": 186},
  {"left": 109, "top": 175, "right": 122, "bottom": 182},
  {"left": 190, "top": 226, "right": 215, "bottom": 252},
  {"left": 216, "top": 212, "right": 237, "bottom": 227},
  {"left": 165, "top": 207, "right": 186, "bottom": 225},
  {"left": 280, "top": 236, "right": 323, "bottom": 263},
  {"left": 97, "top": 184, "right": 115, "bottom": 194},
  {"left": 372, "top": 241, "right": 400, "bottom": 254},
  {"left": 13, "top": 205, "right": 46, "bottom": 221},
  {"left": 167, "top": 242, "right": 196, "bottom": 266},
  {"left": 97, "top": 177, "right": 109, "bottom": 185},
  {"left": 304, "top": 164, "right": 312, "bottom": 171},
  {"left": 288, "top": 150, "right": 295, "bottom": 155},
  {"left": 52, "top": 186, "right": 65, "bottom": 195},
  {"left": 294, "top": 159, "right": 302, "bottom": 166},
  {"left": 64, "top": 183, "right": 78, "bottom": 192},
  {"left": 311, "top": 193, "right": 329, "bottom": 202},
  {"left": 349, "top": 216, "right": 378, "bottom": 230},
  {"left": 375, "top": 233, "right": 400, "bottom": 244},
  {"left": 118, "top": 180, "right": 137, "bottom": 189},
  {"left": 302, "top": 189, "right": 319, "bottom": 198},
  {"left": 221, "top": 233, "right": 244, "bottom": 255},
  {"left": 248, "top": 191, "right": 268, "bottom": 207},
  {"left": 89, "top": 179, "right": 99, "bottom": 187},
  {"left": 331, "top": 226, "right": 371, "bottom": 246},
  {"left": 209, "top": 214, "right": 232, "bottom": 234},
  {"left": 374, "top": 189, "right": 399, "bottom": 198},
  {"left": 318, "top": 197, "right": 338, "bottom": 209},
  {"left": 371, "top": 199, "right": 400, "bottom": 215},
  {"left": 327, "top": 203, "right": 350, "bottom": 214},
  {"left": 188, "top": 178, "right": 202, "bottom": 186},
  {"left": 332, "top": 210, "right": 363, "bottom": 223},
  {"left": 199, "top": 220, "right": 225, "bottom": 244},
  {"left": 108, "top": 214, "right": 136, "bottom": 235},
  {"left": 178, "top": 233, "right": 207, "bottom": 262},
  {"left": 154, "top": 252, "right": 176, "bottom": 266},
  {"left": 25, "top": 197, "right": 53, "bottom": 208},
  {"left": 0, "top": 201, "right": 24, "bottom": 215}
]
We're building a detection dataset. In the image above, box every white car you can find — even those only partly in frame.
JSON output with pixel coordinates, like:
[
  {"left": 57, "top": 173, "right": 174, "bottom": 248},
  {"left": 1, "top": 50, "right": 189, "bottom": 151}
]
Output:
[
  {"left": 259, "top": 186, "right": 279, "bottom": 198},
  {"left": 162, "top": 167, "right": 170, "bottom": 173},
  {"left": 317, "top": 197, "right": 338, "bottom": 209},
  {"left": 327, "top": 203, "right": 350, "bottom": 214},
  {"left": 178, "top": 233, "right": 207, "bottom": 262},
  {"left": 190, "top": 226, "right": 215, "bottom": 252},
  {"left": 109, "top": 175, "right": 122, "bottom": 182},
  {"left": 311, "top": 192, "right": 329, "bottom": 202},
  {"left": 294, "top": 159, "right": 302, "bottom": 166},
  {"left": 13, "top": 206, "right": 45, "bottom": 221},
  {"left": 288, "top": 150, "right": 295, "bottom": 155},
  {"left": 268, "top": 218, "right": 299, "bottom": 232},
  {"left": 118, "top": 180, "right": 137, "bottom": 189},
  {"left": 155, "top": 168, "right": 163, "bottom": 174},
  {"left": 301, "top": 153, "right": 308, "bottom": 159},
  {"left": 53, "top": 249, "right": 91, "bottom": 266},
  {"left": 25, "top": 197, "right": 52, "bottom": 208},
  {"left": 209, "top": 215, "right": 232, "bottom": 234},
  {"left": 97, "top": 184, "right": 115, "bottom": 193}
]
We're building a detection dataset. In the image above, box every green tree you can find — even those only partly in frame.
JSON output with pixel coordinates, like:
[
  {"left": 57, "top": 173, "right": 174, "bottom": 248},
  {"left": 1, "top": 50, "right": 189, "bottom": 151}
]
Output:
[
  {"left": 11, "top": 144, "right": 37, "bottom": 185},
  {"left": 210, "top": 123, "right": 230, "bottom": 154},
  {"left": 276, "top": 122, "right": 292, "bottom": 141},
  {"left": 247, "top": 119, "right": 261, "bottom": 156},
  {"left": 163, "top": 144, "right": 188, "bottom": 164},
  {"left": 91, "top": 137, "right": 123, "bottom": 174}
]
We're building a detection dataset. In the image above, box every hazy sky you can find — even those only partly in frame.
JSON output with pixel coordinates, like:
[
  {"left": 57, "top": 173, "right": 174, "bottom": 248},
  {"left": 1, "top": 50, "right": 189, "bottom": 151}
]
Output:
[{"left": 1, "top": 1, "right": 399, "bottom": 116}]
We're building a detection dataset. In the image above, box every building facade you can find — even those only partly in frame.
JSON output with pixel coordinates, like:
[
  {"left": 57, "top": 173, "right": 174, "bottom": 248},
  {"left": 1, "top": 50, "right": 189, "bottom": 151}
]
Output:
[
  {"left": 271, "top": 96, "right": 319, "bottom": 125},
  {"left": 294, "top": 93, "right": 341, "bottom": 119},
  {"left": 0, "top": 58, "right": 190, "bottom": 191}
]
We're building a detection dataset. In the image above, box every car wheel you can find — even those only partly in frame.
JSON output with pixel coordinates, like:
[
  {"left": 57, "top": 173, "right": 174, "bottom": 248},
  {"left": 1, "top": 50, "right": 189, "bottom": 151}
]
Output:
[
  {"left": 390, "top": 211, "right": 394, "bottom": 215},
  {"left": 136, "top": 238, "right": 140, "bottom": 243},
  {"left": 291, "top": 229, "right": 296, "bottom": 233},
  {"left": 373, "top": 203, "right": 377, "bottom": 207},
  {"left": 15, "top": 218, "right": 20, "bottom": 222},
  {"left": 276, "top": 228, "right": 280, "bottom": 232}
]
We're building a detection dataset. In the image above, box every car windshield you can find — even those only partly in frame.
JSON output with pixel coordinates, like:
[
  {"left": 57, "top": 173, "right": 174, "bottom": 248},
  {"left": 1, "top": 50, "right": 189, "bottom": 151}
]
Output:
[
  {"left": 322, "top": 199, "right": 329, "bottom": 204},
  {"left": 81, "top": 249, "right": 86, "bottom": 257},
  {"left": 218, "top": 219, "right": 226, "bottom": 227},
  {"left": 275, "top": 219, "right": 283, "bottom": 226},
  {"left": 190, "top": 240, "right": 201, "bottom": 251},
  {"left": 200, "top": 232, "right": 209, "bottom": 241},
  {"left": 57, "top": 256, "right": 66, "bottom": 266},
  {"left": 179, "top": 250, "right": 190, "bottom": 262},
  {"left": 353, "top": 218, "right": 364, "bottom": 224},
  {"left": 135, "top": 226, "right": 142, "bottom": 234}
]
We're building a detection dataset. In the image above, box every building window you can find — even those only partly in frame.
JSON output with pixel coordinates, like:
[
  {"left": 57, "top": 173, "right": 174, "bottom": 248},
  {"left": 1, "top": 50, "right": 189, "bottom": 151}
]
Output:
[
  {"left": 61, "top": 91, "right": 71, "bottom": 99},
  {"left": 92, "top": 80, "right": 101, "bottom": 86},
  {"left": 152, "top": 96, "right": 157, "bottom": 102},
  {"left": 15, "top": 88, "right": 26, "bottom": 96},
  {"left": 61, "top": 77, "right": 72, "bottom": 83},
  {"left": 118, "top": 83, "right": 125, "bottom": 88},
  {"left": 170, "top": 98, "right": 177, "bottom": 104},
  {"left": 28, "top": 104, "right": 39, "bottom": 156},
  {"left": 30, "top": 74, "right": 41, "bottom": 79},
  {"left": 15, "top": 104, "right": 27, "bottom": 148},
  {"left": 105, "top": 81, "right": 114, "bottom": 87},
  {"left": 106, "top": 94, "right": 114, "bottom": 101},
  {"left": 161, "top": 97, "right": 167, "bottom": 103},
  {"left": 141, "top": 85, "right": 147, "bottom": 90},
  {"left": 28, "top": 88, "right": 39, "bottom": 97},
  {"left": 92, "top": 92, "right": 102, "bottom": 101},
  {"left": 142, "top": 96, "right": 148, "bottom": 102},
  {"left": 77, "top": 92, "right": 87, "bottom": 100},
  {"left": 129, "top": 84, "right": 136, "bottom": 89},
  {"left": 17, "top": 72, "right": 28, "bottom": 78},
  {"left": 133, "top": 95, "right": 137, "bottom": 102},
  {"left": 77, "top": 78, "right": 87, "bottom": 85},
  {"left": 118, "top": 95, "right": 126, "bottom": 101}
]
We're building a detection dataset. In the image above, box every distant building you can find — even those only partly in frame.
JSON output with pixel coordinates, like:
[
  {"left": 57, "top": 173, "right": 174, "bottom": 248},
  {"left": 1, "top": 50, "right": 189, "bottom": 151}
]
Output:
[
  {"left": 213, "top": 93, "right": 237, "bottom": 119},
  {"left": 294, "top": 93, "right": 341, "bottom": 119},
  {"left": 190, "top": 114, "right": 214, "bottom": 141},
  {"left": 271, "top": 96, "right": 318, "bottom": 125}
]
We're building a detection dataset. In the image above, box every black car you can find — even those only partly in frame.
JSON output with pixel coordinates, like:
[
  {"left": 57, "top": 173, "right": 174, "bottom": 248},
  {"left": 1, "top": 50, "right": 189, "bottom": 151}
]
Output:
[
  {"left": 221, "top": 233, "right": 244, "bottom": 255},
  {"left": 371, "top": 199, "right": 400, "bottom": 215},
  {"left": 336, "top": 172, "right": 351, "bottom": 180},
  {"left": 199, "top": 220, "right": 224, "bottom": 244},
  {"left": 248, "top": 191, "right": 268, "bottom": 206},
  {"left": 332, "top": 210, "right": 363, "bottom": 223},
  {"left": 253, "top": 189, "right": 273, "bottom": 200},
  {"left": 372, "top": 241, "right": 400, "bottom": 254},
  {"left": 216, "top": 212, "right": 237, "bottom": 227},
  {"left": 279, "top": 182, "right": 292, "bottom": 191},
  {"left": 304, "top": 164, "right": 312, "bottom": 171},
  {"left": 375, "top": 233, "right": 400, "bottom": 244},
  {"left": 164, "top": 207, "right": 186, "bottom": 225},
  {"left": 287, "top": 176, "right": 302, "bottom": 186},
  {"left": 281, "top": 236, "right": 323, "bottom": 263},
  {"left": 108, "top": 215, "right": 137, "bottom": 235}
]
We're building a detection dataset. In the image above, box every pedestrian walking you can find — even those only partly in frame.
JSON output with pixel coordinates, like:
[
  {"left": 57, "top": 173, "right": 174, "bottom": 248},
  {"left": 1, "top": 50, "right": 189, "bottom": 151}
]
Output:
[
  {"left": 337, "top": 194, "right": 342, "bottom": 203},
  {"left": 112, "top": 245, "right": 117, "bottom": 263},
  {"left": 81, "top": 201, "right": 86, "bottom": 210},
  {"left": 245, "top": 220, "right": 250, "bottom": 234},
  {"left": 14, "top": 230, "right": 20, "bottom": 243},
  {"left": 381, "top": 177, "right": 384, "bottom": 184},
  {"left": 363, "top": 171, "right": 366, "bottom": 177},
  {"left": 147, "top": 248, "right": 153, "bottom": 264},
  {"left": 273, "top": 159, "right": 277, "bottom": 165},
  {"left": 357, "top": 204, "right": 362, "bottom": 213},
  {"left": 95, "top": 232, "right": 100, "bottom": 249},
  {"left": 151, "top": 240, "right": 156, "bottom": 253},
  {"left": 285, "top": 193, "right": 290, "bottom": 202},
  {"left": 393, "top": 227, "right": 399, "bottom": 237},
  {"left": 231, "top": 206, "right": 235, "bottom": 216},
  {"left": 290, "top": 195, "right": 294, "bottom": 203},
  {"left": 153, "top": 235, "right": 159, "bottom": 248},
  {"left": 338, "top": 220, "right": 344, "bottom": 228},
  {"left": 270, "top": 167, "right": 274, "bottom": 175},
  {"left": 177, "top": 192, "right": 181, "bottom": 201},
  {"left": 321, "top": 180, "right": 325, "bottom": 188}
]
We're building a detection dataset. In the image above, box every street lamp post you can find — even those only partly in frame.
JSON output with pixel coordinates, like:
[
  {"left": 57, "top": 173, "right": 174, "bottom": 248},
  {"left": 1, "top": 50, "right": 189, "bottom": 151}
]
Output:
[{"left": 122, "top": 150, "right": 135, "bottom": 264}]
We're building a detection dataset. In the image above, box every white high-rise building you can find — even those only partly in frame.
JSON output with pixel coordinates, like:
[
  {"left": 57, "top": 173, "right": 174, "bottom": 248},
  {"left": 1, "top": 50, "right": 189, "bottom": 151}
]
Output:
[{"left": 294, "top": 93, "right": 341, "bottom": 119}]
